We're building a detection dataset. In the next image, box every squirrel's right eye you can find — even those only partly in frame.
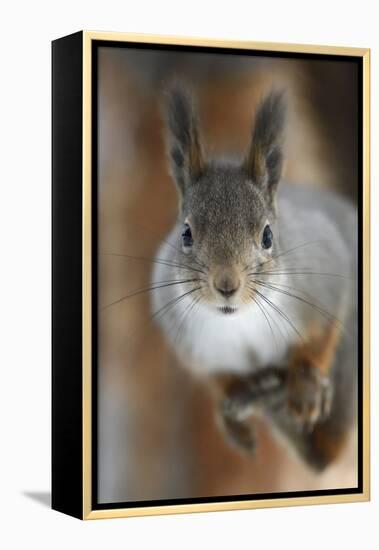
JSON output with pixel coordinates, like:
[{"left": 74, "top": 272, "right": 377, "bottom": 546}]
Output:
[
  {"left": 262, "top": 224, "right": 273, "bottom": 249},
  {"left": 182, "top": 223, "right": 193, "bottom": 252}
]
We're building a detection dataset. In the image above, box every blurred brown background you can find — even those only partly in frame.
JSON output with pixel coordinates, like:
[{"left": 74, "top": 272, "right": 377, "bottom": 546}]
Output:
[{"left": 97, "top": 45, "right": 359, "bottom": 503}]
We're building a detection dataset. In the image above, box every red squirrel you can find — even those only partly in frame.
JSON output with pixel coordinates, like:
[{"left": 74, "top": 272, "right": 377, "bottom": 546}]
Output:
[{"left": 151, "top": 83, "right": 357, "bottom": 470}]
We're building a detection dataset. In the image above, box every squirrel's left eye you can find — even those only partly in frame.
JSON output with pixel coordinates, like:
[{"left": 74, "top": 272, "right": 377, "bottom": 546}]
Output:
[
  {"left": 182, "top": 223, "right": 193, "bottom": 251},
  {"left": 262, "top": 224, "right": 273, "bottom": 249}
]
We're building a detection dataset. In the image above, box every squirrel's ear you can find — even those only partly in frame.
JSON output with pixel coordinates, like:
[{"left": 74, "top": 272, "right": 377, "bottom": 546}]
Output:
[
  {"left": 163, "top": 83, "right": 204, "bottom": 195},
  {"left": 245, "top": 90, "right": 286, "bottom": 200}
]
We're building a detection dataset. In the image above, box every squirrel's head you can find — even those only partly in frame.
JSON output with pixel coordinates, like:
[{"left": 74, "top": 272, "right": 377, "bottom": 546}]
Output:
[{"left": 163, "top": 83, "right": 286, "bottom": 315}]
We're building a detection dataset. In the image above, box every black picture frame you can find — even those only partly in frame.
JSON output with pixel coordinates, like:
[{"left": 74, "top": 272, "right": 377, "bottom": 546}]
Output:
[{"left": 52, "top": 31, "right": 370, "bottom": 520}]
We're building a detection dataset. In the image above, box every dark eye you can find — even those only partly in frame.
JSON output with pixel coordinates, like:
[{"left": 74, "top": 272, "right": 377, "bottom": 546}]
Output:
[
  {"left": 182, "top": 223, "right": 193, "bottom": 250},
  {"left": 262, "top": 224, "right": 273, "bottom": 249}
]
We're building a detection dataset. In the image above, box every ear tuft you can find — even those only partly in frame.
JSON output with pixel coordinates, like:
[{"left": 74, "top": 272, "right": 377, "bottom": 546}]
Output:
[
  {"left": 245, "top": 90, "right": 286, "bottom": 198},
  {"left": 163, "top": 82, "right": 204, "bottom": 195}
]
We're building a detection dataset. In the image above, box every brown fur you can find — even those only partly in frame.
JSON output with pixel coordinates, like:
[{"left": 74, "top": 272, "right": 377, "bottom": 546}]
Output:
[{"left": 290, "top": 320, "right": 341, "bottom": 376}]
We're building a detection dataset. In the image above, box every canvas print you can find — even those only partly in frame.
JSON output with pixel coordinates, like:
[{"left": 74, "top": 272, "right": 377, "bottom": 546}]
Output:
[{"left": 96, "top": 43, "right": 360, "bottom": 506}]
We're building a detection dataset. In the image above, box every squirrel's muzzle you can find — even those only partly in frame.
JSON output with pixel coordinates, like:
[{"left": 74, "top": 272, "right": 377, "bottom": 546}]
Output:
[{"left": 213, "top": 269, "right": 241, "bottom": 299}]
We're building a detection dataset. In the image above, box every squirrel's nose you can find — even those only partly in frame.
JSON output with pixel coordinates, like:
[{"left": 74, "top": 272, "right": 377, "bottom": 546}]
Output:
[
  {"left": 214, "top": 273, "right": 240, "bottom": 298},
  {"left": 216, "top": 286, "right": 237, "bottom": 298}
]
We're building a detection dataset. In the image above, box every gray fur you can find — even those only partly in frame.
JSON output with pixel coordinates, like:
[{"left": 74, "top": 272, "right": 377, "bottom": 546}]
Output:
[
  {"left": 164, "top": 82, "right": 204, "bottom": 196},
  {"left": 246, "top": 90, "right": 286, "bottom": 197}
]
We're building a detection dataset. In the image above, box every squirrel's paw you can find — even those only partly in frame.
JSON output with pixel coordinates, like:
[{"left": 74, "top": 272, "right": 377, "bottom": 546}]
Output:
[
  {"left": 218, "top": 413, "right": 256, "bottom": 455},
  {"left": 222, "top": 396, "right": 246, "bottom": 421},
  {"left": 218, "top": 379, "right": 259, "bottom": 454},
  {"left": 221, "top": 385, "right": 256, "bottom": 422},
  {"left": 287, "top": 362, "right": 333, "bottom": 431}
]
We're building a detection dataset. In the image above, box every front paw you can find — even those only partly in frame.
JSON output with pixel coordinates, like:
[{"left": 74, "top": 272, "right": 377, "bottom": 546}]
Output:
[
  {"left": 218, "top": 414, "right": 256, "bottom": 455},
  {"left": 221, "top": 368, "right": 285, "bottom": 421},
  {"left": 221, "top": 382, "right": 255, "bottom": 422},
  {"left": 287, "top": 362, "right": 333, "bottom": 431},
  {"left": 219, "top": 386, "right": 257, "bottom": 453}
]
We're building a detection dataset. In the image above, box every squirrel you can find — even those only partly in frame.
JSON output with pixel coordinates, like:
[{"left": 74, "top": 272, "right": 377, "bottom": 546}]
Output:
[{"left": 151, "top": 82, "right": 358, "bottom": 471}]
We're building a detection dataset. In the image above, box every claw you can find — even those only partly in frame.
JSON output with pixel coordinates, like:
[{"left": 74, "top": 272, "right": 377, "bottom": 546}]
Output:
[{"left": 287, "top": 363, "right": 333, "bottom": 431}]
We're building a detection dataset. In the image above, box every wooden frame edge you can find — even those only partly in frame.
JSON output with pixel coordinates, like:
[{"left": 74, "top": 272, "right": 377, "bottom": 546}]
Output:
[
  {"left": 83, "top": 30, "right": 369, "bottom": 57},
  {"left": 83, "top": 493, "right": 369, "bottom": 520},
  {"left": 362, "top": 48, "right": 371, "bottom": 502}
]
